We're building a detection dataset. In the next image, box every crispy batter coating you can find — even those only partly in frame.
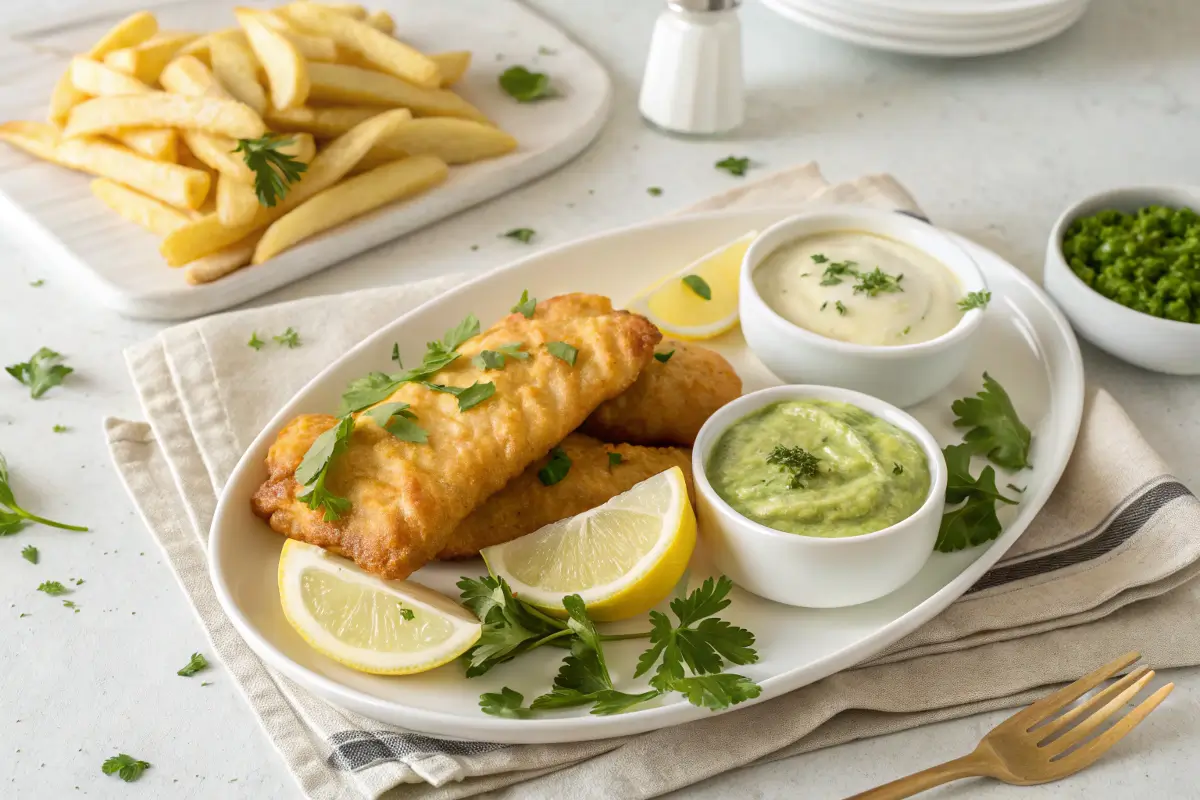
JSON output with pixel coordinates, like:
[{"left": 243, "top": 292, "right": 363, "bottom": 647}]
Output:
[
  {"left": 581, "top": 340, "right": 742, "bottom": 446},
  {"left": 251, "top": 294, "right": 661, "bottom": 579},
  {"left": 436, "top": 432, "right": 693, "bottom": 559}
]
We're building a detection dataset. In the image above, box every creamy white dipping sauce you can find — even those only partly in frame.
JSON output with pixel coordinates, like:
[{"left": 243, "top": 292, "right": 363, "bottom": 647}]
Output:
[{"left": 753, "top": 231, "right": 963, "bottom": 346}]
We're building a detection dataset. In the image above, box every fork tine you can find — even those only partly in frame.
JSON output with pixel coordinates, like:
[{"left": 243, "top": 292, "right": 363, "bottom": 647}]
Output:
[
  {"left": 1043, "top": 670, "right": 1157, "bottom": 755},
  {"left": 1036, "top": 666, "right": 1150, "bottom": 742},
  {"left": 1012, "top": 651, "right": 1141, "bottom": 730},
  {"left": 1053, "top": 683, "right": 1174, "bottom": 771}
]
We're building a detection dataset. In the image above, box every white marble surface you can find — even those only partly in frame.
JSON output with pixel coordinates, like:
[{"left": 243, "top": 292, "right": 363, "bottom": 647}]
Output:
[{"left": 2, "top": 0, "right": 1199, "bottom": 797}]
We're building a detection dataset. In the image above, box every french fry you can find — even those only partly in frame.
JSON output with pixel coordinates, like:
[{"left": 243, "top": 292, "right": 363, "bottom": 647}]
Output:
[
  {"left": 103, "top": 32, "right": 199, "bottom": 84},
  {"left": 254, "top": 10, "right": 338, "bottom": 62},
  {"left": 56, "top": 137, "right": 210, "bottom": 209},
  {"left": 282, "top": 3, "right": 440, "bottom": 89},
  {"left": 318, "top": 3, "right": 368, "bottom": 21},
  {"left": 49, "top": 11, "right": 160, "bottom": 126},
  {"left": 90, "top": 178, "right": 191, "bottom": 235},
  {"left": 359, "top": 118, "right": 516, "bottom": 168},
  {"left": 217, "top": 172, "right": 262, "bottom": 226},
  {"left": 161, "top": 107, "right": 414, "bottom": 265},
  {"left": 264, "top": 105, "right": 381, "bottom": 138},
  {"left": 181, "top": 130, "right": 253, "bottom": 182},
  {"left": 63, "top": 92, "right": 266, "bottom": 141},
  {"left": 69, "top": 56, "right": 150, "bottom": 96},
  {"left": 430, "top": 51, "right": 470, "bottom": 87},
  {"left": 115, "top": 127, "right": 178, "bottom": 162},
  {"left": 160, "top": 55, "right": 235, "bottom": 99},
  {"left": 0, "top": 121, "right": 60, "bottom": 162},
  {"left": 254, "top": 154, "right": 446, "bottom": 263},
  {"left": 236, "top": 9, "right": 310, "bottom": 110},
  {"left": 307, "top": 62, "right": 488, "bottom": 122},
  {"left": 185, "top": 231, "right": 265, "bottom": 284},
  {"left": 364, "top": 10, "right": 394, "bottom": 35},
  {"left": 177, "top": 28, "right": 244, "bottom": 64},
  {"left": 210, "top": 36, "right": 268, "bottom": 113}
]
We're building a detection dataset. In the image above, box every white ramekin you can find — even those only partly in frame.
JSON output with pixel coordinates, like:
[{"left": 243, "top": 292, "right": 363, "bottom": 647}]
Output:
[
  {"left": 739, "top": 207, "right": 987, "bottom": 407},
  {"left": 692, "top": 384, "right": 947, "bottom": 608},
  {"left": 1043, "top": 185, "right": 1200, "bottom": 375}
]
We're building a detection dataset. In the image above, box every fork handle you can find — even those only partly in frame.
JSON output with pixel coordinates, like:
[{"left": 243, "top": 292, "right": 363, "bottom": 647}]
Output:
[{"left": 846, "top": 753, "right": 989, "bottom": 799}]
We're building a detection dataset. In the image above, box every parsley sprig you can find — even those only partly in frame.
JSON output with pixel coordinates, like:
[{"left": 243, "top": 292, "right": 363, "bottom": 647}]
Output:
[
  {"left": 936, "top": 444, "right": 1018, "bottom": 551},
  {"left": 5, "top": 347, "right": 73, "bottom": 399},
  {"left": 0, "top": 452, "right": 88, "bottom": 534},
  {"left": 177, "top": 652, "right": 209, "bottom": 677},
  {"left": 951, "top": 372, "right": 1032, "bottom": 470},
  {"left": 235, "top": 134, "right": 308, "bottom": 207},
  {"left": 462, "top": 575, "right": 760, "bottom": 717},
  {"left": 958, "top": 290, "right": 992, "bottom": 311},
  {"left": 498, "top": 66, "right": 553, "bottom": 102},
  {"left": 102, "top": 754, "right": 151, "bottom": 783}
]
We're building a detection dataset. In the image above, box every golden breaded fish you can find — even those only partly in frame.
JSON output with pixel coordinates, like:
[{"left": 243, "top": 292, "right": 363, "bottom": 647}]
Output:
[
  {"left": 581, "top": 340, "right": 742, "bottom": 446},
  {"left": 437, "top": 432, "right": 693, "bottom": 559},
  {"left": 252, "top": 294, "right": 661, "bottom": 579}
]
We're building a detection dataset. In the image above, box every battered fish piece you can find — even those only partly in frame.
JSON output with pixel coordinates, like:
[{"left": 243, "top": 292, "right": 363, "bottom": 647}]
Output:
[
  {"left": 437, "top": 433, "right": 693, "bottom": 559},
  {"left": 252, "top": 294, "right": 661, "bottom": 580},
  {"left": 582, "top": 341, "right": 742, "bottom": 446}
]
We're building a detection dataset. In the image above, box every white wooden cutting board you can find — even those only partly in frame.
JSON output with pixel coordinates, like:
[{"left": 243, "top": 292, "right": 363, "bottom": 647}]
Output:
[{"left": 0, "top": 0, "right": 611, "bottom": 320}]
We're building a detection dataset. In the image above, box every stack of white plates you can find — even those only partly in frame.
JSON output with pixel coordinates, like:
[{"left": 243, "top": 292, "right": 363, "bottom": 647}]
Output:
[{"left": 761, "top": 0, "right": 1090, "bottom": 57}]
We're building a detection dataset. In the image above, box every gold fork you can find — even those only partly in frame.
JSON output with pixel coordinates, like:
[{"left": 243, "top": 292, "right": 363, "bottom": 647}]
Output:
[{"left": 850, "top": 652, "right": 1174, "bottom": 799}]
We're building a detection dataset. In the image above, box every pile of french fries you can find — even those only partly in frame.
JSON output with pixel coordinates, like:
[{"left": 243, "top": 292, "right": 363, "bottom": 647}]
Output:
[{"left": 0, "top": 3, "right": 518, "bottom": 285}]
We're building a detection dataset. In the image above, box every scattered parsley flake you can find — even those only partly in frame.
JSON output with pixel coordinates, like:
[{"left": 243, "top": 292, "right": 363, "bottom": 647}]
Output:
[
  {"left": 766, "top": 445, "right": 821, "bottom": 489},
  {"left": 647, "top": 186, "right": 663, "bottom": 197},
  {"left": 247, "top": 332, "right": 265, "bottom": 350},
  {"left": 503, "top": 228, "right": 536, "bottom": 243},
  {"left": 681, "top": 275, "right": 711, "bottom": 301},
  {"left": 546, "top": 341, "right": 578, "bottom": 366},
  {"left": 715, "top": 156, "right": 750, "bottom": 177},
  {"left": 1007, "top": 483, "right": 1026, "bottom": 494},
  {"left": 835, "top": 301, "right": 847, "bottom": 315},
  {"left": 893, "top": 462, "right": 904, "bottom": 475},
  {"left": 819, "top": 261, "right": 858, "bottom": 286},
  {"left": 391, "top": 343, "right": 403, "bottom": 367},
  {"left": 273, "top": 327, "right": 301, "bottom": 348},
  {"left": 498, "top": 66, "right": 552, "bottom": 102},
  {"left": 852, "top": 267, "right": 905, "bottom": 297},
  {"left": 608, "top": 452, "right": 623, "bottom": 468},
  {"left": 512, "top": 289, "right": 537, "bottom": 318},
  {"left": 177, "top": 652, "right": 209, "bottom": 677},
  {"left": 52, "top": 424, "right": 67, "bottom": 433},
  {"left": 654, "top": 350, "right": 675, "bottom": 364},
  {"left": 537, "top": 45, "right": 558, "bottom": 55},
  {"left": 37, "top": 580, "right": 68, "bottom": 596},
  {"left": 958, "top": 291, "right": 992, "bottom": 312},
  {"left": 63, "top": 600, "right": 79, "bottom": 612},
  {"left": 422, "top": 381, "right": 496, "bottom": 412},
  {"left": 811, "top": 254, "right": 829, "bottom": 264},
  {"left": 538, "top": 446, "right": 572, "bottom": 486},
  {"left": 21, "top": 545, "right": 37, "bottom": 564},
  {"left": 473, "top": 342, "right": 529, "bottom": 370},
  {"left": 5, "top": 347, "right": 73, "bottom": 399},
  {"left": 102, "top": 754, "right": 151, "bottom": 783},
  {"left": 30, "top": 279, "right": 45, "bottom": 287}
]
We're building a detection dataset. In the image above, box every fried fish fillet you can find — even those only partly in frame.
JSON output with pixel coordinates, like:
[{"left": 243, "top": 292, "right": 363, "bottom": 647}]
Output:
[
  {"left": 251, "top": 294, "right": 661, "bottom": 579},
  {"left": 436, "top": 432, "right": 693, "bottom": 559},
  {"left": 581, "top": 340, "right": 742, "bottom": 446}
]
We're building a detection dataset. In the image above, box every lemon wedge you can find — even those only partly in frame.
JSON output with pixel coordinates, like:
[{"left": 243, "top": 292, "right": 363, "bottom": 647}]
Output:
[
  {"left": 630, "top": 231, "right": 757, "bottom": 340},
  {"left": 480, "top": 467, "right": 696, "bottom": 622},
  {"left": 278, "top": 539, "right": 481, "bottom": 675}
]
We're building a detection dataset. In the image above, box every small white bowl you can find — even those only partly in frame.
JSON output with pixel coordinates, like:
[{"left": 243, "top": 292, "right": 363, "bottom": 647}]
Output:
[
  {"left": 692, "top": 385, "right": 947, "bottom": 608},
  {"left": 739, "top": 207, "right": 987, "bottom": 407},
  {"left": 1043, "top": 185, "right": 1200, "bottom": 375}
]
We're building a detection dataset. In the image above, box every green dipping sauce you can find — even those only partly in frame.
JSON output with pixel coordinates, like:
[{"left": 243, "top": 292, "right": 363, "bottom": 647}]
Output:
[{"left": 707, "top": 399, "right": 931, "bottom": 538}]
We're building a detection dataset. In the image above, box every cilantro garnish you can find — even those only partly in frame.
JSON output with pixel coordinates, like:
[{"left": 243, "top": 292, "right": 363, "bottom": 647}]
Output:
[
  {"left": 654, "top": 350, "right": 675, "bottom": 364},
  {"left": 608, "top": 452, "right": 622, "bottom": 468},
  {"left": 951, "top": 372, "right": 1032, "bottom": 470},
  {"left": 503, "top": 228, "right": 536, "bottom": 243},
  {"left": 546, "top": 341, "right": 578, "bottom": 366},
  {"left": 819, "top": 261, "right": 858, "bottom": 286},
  {"left": 273, "top": 327, "right": 301, "bottom": 348},
  {"left": 811, "top": 254, "right": 829, "bottom": 264},
  {"left": 715, "top": 156, "right": 750, "bottom": 177},
  {"left": 473, "top": 342, "right": 528, "bottom": 370},
  {"left": 294, "top": 415, "right": 355, "bottom": 521},
  {"left": 936, "top": 443, "right": 1019, "bottom": 552},
  {"left": 852, "top": 267, "right": 904, "bottom": 297},
  {"left": 102, "top": 754, "right": 151, "bottom": 783},
  {"left": 958, "top": 290, "right": 992, "bottom": 312},
  {"left": 234, "top": 134, "right": 307, "bottom": 207},
  {"left": 362, "top": 402, "right": 428, "bottom": 442},
  {"left": 21, "top": 545, "right": 37, "bottom": 564},
  {"left": 177, "top": 652, "right": 208, "bottom": 677},
  {"left": 512, "top": 289, "right": 537, "bottom": 318},
  {"left": 479, "top": 687, "right": 532, "bottom": 719},
  {"left": 766, "top": 445, "right": 820, "bottom": 489},
  {"left": 62, "top": 600, "right": 79, "bottom": 612},
  {"left": 248, "top": 332, "right": 265, "bottom": 350},
  {"left": 422, "top": 381, "right": 496, "bottom": 412},
  {"left": 681, "top": 275, "right": 711, "bottom": 301},
  {"left": 0, "top": 452, "right": 88, "bottom": 534},
  {"left": 835, "top": 300, "right": 847, "bottom": 315},
  {"left": 538, "top": 446, "right": 572, "bottom": 486},
  {"left": 498, "top": 66, "right": 552, "bottom": 102},
  {"left": 38, "top": 580, "right": 68, "bottom": 596},
  {"left": 6, "top": 347, "right": 73, "bottom": 399}
]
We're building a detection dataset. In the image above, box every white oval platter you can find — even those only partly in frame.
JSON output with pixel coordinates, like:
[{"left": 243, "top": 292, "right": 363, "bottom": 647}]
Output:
[{"left": 208, "top": 206, "right": 1084, "bottom": 744}]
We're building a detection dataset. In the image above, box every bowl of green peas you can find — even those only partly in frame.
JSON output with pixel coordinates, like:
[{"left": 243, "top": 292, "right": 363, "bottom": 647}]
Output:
[{"left": 1044, "top": 186, "right": 1200, "bottom": 374}]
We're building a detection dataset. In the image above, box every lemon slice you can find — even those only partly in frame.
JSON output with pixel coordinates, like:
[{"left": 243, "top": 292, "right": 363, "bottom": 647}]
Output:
[
  {"left": 630, "top": 231, "right": 757, "bottom": 340},
  {"left": 481, "top": 467, "right": 696, "bottom": 622},
  {"left": 278, "top": 539, "right": 481, "bottom": 675}
]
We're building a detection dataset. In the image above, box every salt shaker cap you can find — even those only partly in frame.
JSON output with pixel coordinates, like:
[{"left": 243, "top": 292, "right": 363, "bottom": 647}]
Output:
[{"left": 668, "top": 0, "right": 741, "bottom": 12}]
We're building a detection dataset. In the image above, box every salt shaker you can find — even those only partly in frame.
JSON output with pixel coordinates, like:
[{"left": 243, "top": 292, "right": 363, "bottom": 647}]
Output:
[{"left": 638, "top": 0, "right": 744, "bottom": 136}]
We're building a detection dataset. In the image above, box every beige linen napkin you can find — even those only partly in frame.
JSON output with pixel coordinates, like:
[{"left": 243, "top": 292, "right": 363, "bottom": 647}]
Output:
[{"left": 107, "top": 164, "right": 1200, "bottom": 800}]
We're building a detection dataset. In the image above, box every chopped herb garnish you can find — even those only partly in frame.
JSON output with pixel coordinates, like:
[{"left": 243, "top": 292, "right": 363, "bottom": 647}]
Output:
[
  {"left": 503, "top": 228, "right": 536, "bottom": 243},
  {"left": 852, "top": 267, "right": 905, "bottom": 297},
  {"left": 958, "top": 291, "right": 992, "bottom": 312},
  {"left": 936, "top": 443, "right": 1019, "bottom": 552},
  {"left": 819, "top": 261, "right": 858, "bottom": 286},
  {"left": 234, "top": 134, "right": 307, "bottom": 207},
  {"left": 654, "top": 350, "right": 675, "bottom": 364},
  {"left": 546, "top": 341, "right": 578, "bottom": 366},
  {"left": 538, "top": 446, "right": 572, "bottom": 486},
  {"left": 820, "top": 301, "right": 828, "bottom": 311},
  {"left": 294, "top": 415, "right": 355, "bottom": 521},
  {"left": 0, "top": 452, "right": 88, "bottom": 534},
  {"left": 422, "top": 381, "right": 497, "bottom": 412},
  {"left": 30, "top": 279, "right": 45, "bottom": 287},
  {"left": 901, "top": 326, "right": 911, "bottom": 336},
  {"left": 37, "top": 580, "right": 68, "bottom": 596},
  {"left": 178, "top": 652, "right": 208, "bottom": 677},
  {"left": 200, "top": 681, "right": 212, "bottom": 687},
  {"left": 102, "top": 754, "right": 151, "bottom": 783},
  {"left": 647, "top": 186, "right": 663, "bottom": 196},
  {"left": 538, "top": 45, "right": 558, "bottom": 56},
  {"left": 512, "top": 289, "right": 537, "bottom": 318},
  {"left": 21, "top": 545, "right": 37, "bottom": 564},
  {"left": 6, "top": 347, "right": 73, "bottom": 399},
  {"left": 398, "top": 604, "right": 415, "bottom": 621},
  {"left": 363, "top": 402, "right": 428, "bottom": 443},
  {"left": 391, "top": 343, "right": 403, "bottom": 367},
  {"left": 1007, "top": 483, "right": 1026, "bottom": 494},
  {"left": 473, "top": 342, "right": 528, "bottom": 370},
  {"left": 608, "top": 452, "right": 623, "bottom": 468},
  {"left": 811, "top": 254, "right": 829, "bottom": 264},
  {"left": 893, "top": 462, "right": 903, "bottom": 475},
  {"left": 681, "top": 275, "right": 711, "bottom": 301},
  {"left": 479, "top": 687, "right": 532, "bottom": 718},
  {"left": 498, "top": 65, "right": 552, "bottom": 102},
  {"left": 273, "top": 327, "right": 301, "bottom": 348},
  {"left": 63, "top": 599, "right": 79, "bottom": 611},
  {"left": 248, "top": 332, "right": 265, "bottom": 350},
  {"left": 951, "top": 372, "right": 1032, "bottom": 471},
  {"left": 715, "top": 156, "right": 750, "bottom": 177},
  {"left": 835, "top": 301, "right": 847, "bottom": 315},
  {"left": 52, "top": 424, "right": 67, "bottom": 433},
  {"left": 766, "top": 445, "right": 821, "bottom": 489}
]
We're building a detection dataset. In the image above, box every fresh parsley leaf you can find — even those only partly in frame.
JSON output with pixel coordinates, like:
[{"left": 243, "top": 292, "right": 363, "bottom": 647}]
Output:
[
  {"left": 6, "top": 347, "right": 73, "bottom": 399},
  {"left": 608, "top": 452, "right": 623, "bottom": 468},
  {"left": 820, "top": 261, "right": 858, "bottom": 286},
  {"left": 538, "top": 446, "right": 572, "bottom": 486},
  {"left": 363, "top": 402, "right": 428, "bottom": 443},
  {"left": 820, "top": 301, "right": 828, "bottom": 312},
  {"left": 458, "top": 575, "right": 567, "bottom": 677},
  {"left": 234, "top": 134, "right": 307, "bottom": 207},
  {"left": 1007, "top": 483, "right": 1026, "bottom": 494},
  {"left": 590, "top": 689, "right": 662, "bottom": 715},
  {"left": 958, "top": 290, "right": 992, "bottom": 312},
  {"left": 672, "top": 673, "right": 762, "bottom": 710},
  {"left": 538, "top": 45, "right": 558, "bottom": 55},
  {"left": 670, "top": 575, "right": 735, "bottom": 626},
  {"left": 248, "top": 332, "right": 265, "bottom": 350},
  {"left": 473, "top": 342, "right": 529, "bottom": 370},
  {"left": 811, "top": 254, "right": 829, "bottom": 264},
  {"left": 422, "top": 381, "right": 496, "bottom": 411},
  {"left": 901, "top": 325, "right": 912, "bottom": 336},
  {"left": 835, "top": 300, "right": 847, "bottom": 315},
  {"left": 503, "top": 227, "right": 536, "bottom": 243},
  {"left": 942, "top": 444, "right": 1018, "bottom": 507},
  {"left": 436, "top": 314, "right": 482, "bottom": 354},
  {"left": 852, "top": 267, "right": 904, "bottom": 297},
  {"left": 0, "top": 453, "right": 85, "bottom": 532},
  {"left": 654, "top": 350, "right": 675, "bottom": 364},
  {"left": 294, "top": 415, "right": 355, "bottom": 521},
  {"left": 63, "top": 599, "right": 79, "bottom": 611},
  {"left": 30, "top": 279, "right": 45, "bottom": 287},
  {"left": 38, "top": 580, "right": 68, "bottom": 596},
  {"left": 479, "top": 687, "right": 532, "bottom": 718},
  {"left": 398, "top": 605, "right": 415, "bottom": 621},
  {"left": 201, "top": 681, "right": 212, "bottom": 687},
  {"left": 893, "top": 462, "right": 903, "bottom": 475},
  {"left": 512, "top": 289, "right": 537, "bottom": 318},
  {"left": 21, "top": 544, "right": 37, "bottom": 564},
  {"left": 498, "top": 65, "right": 552, "bottom": 102},
  {"left": 647, "top": 186, "right": 663, "bottom": 196},
  {"left": 273, "top": 327, "right": 301, "bottom": 348},
  {"left": 715, "top": 156, "right": 750, "bottom": 177},
  {"left": 546, "top": 341, "right": 578, "bottom": 366},
  {"left": 937, "top": 444, "right": 1018, "bottom": 552},
  {"left": 766, "top": 445, "right": 820, "bottom": 489},
  {"left": 52, "top": 424, "right": 67, "bottom": 433},
  {"left": 102, "top": 754, "right": 151, "bottom": 783},
  {"left": 951, "top": 373, "right": 1032, "bottom": 471},
  {"left": 391, "top": 343, "right": 403, "bottom": 367},
  {"left": 339, "top": 318, "right": 478, "bottom": 413},
  {"left": 177, "top": 652, "right": 208, "bottom": 677},
  {"left": 681, "top": 275, "right": 711, "bottom": 301}
]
